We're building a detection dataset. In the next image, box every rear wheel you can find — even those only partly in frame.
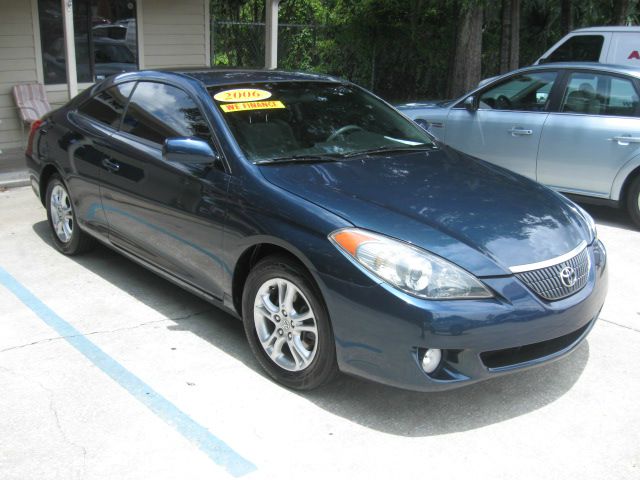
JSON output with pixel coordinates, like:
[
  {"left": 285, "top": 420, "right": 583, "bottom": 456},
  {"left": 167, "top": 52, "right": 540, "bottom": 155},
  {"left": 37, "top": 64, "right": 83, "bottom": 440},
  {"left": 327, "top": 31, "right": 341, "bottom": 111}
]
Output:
[
  {"left": 242, "top": 255, "right": 338, "bottom": 390},
  {"left": 626, "top": 175, "right": 640, "bottom": 229},
  {"left": 45, "top": 174, "right": 96, "bottom": 255}
]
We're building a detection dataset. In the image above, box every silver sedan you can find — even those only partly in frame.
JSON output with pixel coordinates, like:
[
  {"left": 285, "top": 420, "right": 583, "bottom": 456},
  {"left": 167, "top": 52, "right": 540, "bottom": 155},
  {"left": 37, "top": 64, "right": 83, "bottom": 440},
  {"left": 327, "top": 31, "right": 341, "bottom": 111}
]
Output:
[{"left": 398, "top": 62, "right": 640, "bottom": 227}]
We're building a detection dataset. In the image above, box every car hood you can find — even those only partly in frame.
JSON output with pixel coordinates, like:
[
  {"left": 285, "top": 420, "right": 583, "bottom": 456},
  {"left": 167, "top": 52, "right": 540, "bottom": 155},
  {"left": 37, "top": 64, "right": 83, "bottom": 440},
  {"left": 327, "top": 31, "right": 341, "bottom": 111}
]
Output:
[{"left": 258, "top": 148, "right": 590, "bottom": 277}]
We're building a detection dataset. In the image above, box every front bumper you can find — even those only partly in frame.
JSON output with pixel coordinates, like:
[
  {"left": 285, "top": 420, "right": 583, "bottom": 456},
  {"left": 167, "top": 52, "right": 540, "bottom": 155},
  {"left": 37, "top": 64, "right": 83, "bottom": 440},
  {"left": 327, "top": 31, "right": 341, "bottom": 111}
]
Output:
[{"left": 319, "top": 240, "right": 608, "bottom": 392}]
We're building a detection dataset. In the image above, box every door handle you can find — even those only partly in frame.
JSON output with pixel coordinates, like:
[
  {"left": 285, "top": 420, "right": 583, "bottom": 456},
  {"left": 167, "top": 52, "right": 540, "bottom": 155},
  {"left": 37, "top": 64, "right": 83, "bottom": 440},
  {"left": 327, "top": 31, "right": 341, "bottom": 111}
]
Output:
[
  {"left": 102, "top": 158, "right": 120, "bottom": 172},
  {"left": 611, "top": 135, "right": 640, "bottom": 145},
  {"left": 508, "top": 127, "right": 533, "bottom": 136}
]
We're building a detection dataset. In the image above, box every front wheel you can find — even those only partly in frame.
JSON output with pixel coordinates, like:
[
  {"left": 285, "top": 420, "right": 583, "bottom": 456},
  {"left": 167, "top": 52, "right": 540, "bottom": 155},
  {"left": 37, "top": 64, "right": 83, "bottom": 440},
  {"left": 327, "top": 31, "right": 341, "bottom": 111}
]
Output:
[
  {"left": 45, "top": 174, "right": 96, "bottom": 255},
  {"left": 627, "top": 175, "right": 640, "bottom": 229},
  {"left": 242, "top": 255, "right": 338, "bottom": 390}
]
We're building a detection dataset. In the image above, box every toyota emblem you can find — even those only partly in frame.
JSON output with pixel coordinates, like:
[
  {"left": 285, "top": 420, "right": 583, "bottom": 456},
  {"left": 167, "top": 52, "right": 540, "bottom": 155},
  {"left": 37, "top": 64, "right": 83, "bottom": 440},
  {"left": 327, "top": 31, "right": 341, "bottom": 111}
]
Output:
[{"left": 559, "top": 266, "right": 577, "bottom": 288}]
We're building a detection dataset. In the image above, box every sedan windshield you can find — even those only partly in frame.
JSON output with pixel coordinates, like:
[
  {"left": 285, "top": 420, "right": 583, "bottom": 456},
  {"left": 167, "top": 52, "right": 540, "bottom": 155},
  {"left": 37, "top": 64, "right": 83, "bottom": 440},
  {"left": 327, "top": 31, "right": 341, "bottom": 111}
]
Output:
[{"left": 208, "top": 81, "right": 434, "bottom": 163}]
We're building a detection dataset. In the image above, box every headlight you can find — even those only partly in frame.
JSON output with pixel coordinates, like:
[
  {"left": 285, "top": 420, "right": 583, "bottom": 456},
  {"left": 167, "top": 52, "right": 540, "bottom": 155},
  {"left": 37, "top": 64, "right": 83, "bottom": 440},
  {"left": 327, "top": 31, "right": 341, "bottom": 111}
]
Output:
[{"left": 329, "top": 228, "right": 493, "bottom": 300}]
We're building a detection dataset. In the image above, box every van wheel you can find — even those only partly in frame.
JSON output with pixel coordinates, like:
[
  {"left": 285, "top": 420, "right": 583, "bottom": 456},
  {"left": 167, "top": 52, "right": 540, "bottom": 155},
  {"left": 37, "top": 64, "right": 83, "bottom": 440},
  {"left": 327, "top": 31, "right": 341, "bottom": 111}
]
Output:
[
  {"left": 45, "top": 174, "right": 96, "bottom": 255},
  {"left": 627, "top": 175, "right": 640, "bottom": 229},
  {"left": 242, "top": 254, "right": 338, "bottom": 390}
]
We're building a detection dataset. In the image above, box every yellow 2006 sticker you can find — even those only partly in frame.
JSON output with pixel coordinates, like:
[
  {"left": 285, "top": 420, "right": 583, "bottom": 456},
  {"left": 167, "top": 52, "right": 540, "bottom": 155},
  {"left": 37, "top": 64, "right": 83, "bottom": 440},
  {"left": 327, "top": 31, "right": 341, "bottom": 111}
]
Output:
[
  {"left": 213, "top": 88, "right": 272, "bottom": 102},
  {"left": 219, "top": 100, "right": 286, "bottom": 113}
]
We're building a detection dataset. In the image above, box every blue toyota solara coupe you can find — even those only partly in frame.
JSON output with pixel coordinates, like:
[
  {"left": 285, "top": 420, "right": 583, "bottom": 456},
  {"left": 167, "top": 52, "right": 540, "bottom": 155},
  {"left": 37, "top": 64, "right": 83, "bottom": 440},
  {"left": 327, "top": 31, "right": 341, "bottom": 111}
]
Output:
[{"left": 25, "top": 69, "right": 607, "bottom": 391}]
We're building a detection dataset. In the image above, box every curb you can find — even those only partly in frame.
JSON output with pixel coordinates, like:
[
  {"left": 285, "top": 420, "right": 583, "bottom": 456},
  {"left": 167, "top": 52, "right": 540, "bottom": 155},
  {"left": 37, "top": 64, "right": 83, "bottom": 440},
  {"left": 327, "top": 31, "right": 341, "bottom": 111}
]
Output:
[{"left": 0, "top": 172, "right": 30, "bottom": 189}]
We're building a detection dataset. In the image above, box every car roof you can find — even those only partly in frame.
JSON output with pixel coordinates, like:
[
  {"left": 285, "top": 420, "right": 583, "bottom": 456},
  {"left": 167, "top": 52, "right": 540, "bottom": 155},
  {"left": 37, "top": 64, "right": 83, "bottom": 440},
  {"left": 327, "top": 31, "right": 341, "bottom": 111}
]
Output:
[
  {"left": 157, "top": 68, "right": 345, "bottom": 87},
  {"left": 517, "top": 62, "right": 640, "bottom": 79},
  {"left": 572, "top": 26, "right": 640, "bottom": 33}
]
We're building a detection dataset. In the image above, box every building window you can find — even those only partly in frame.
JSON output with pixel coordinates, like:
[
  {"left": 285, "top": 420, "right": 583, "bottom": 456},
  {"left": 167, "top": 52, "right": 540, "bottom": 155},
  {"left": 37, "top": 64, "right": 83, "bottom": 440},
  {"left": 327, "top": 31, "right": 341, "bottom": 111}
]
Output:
[{"left": 38, "top": 0, "right": 138, "bottom": 85}]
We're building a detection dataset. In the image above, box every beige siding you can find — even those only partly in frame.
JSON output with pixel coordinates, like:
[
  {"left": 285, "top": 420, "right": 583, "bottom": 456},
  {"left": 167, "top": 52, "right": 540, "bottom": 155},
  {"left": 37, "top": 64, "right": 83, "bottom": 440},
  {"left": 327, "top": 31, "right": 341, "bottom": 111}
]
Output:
[
  {"left": 0, "top": 0, "right": 38, "bottom": 150},
  {"left": 46, "top": 88, "right": 72, "bottom": 108},
  {"left": 142, "top": 0, "right": 209, "bottom": 68}
]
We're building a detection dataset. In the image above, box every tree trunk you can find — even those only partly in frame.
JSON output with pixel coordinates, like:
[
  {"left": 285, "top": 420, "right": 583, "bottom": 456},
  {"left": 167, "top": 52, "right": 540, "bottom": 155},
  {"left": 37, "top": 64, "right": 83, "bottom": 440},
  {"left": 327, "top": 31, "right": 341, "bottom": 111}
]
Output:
[
  {"left": 448, "top": 2, "right": 483, "bottom": 98},
  {"left": 560, "top": 0, "right": 573, "bottom": 35},
  {"left": 611, "top": 0, "right": 632, "bottom": 25},
  {"left": 500, "top": 0, "right": 520, "bottom": 74},
  {"left": 509, "top": 0, "right": 520, "bottom": 71},
  {"left": 499, "top": 0, "right": 511, "bottom": 74}
]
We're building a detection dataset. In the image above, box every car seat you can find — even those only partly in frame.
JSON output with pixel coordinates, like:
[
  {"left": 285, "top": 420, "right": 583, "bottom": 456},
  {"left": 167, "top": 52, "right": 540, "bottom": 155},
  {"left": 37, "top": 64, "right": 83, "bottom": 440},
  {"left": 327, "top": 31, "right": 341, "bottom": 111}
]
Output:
[{"left": 564, "top": 82, "right": 601, "bottom": 114}]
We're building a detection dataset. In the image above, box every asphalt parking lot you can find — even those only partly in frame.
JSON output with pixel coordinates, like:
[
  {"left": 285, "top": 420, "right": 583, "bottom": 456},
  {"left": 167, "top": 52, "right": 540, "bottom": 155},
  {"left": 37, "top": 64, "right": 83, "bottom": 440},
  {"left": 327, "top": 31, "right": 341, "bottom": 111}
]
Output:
[{"left": 1, "top": 185, "right": 639, "bottom": 480}]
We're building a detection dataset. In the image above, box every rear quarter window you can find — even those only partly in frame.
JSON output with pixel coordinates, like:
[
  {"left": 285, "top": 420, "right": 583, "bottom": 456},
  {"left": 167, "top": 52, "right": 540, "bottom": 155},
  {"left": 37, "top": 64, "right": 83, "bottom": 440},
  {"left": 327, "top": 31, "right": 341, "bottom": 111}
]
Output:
[{"left": 77, "top": 82, "right": 134, "bottom": 128}]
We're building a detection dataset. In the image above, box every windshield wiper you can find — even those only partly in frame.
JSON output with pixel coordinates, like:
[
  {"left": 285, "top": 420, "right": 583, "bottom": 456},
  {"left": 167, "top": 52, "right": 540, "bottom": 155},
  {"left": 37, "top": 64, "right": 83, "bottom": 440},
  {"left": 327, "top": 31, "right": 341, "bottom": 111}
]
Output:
[
  {"left": 343, "top": 145, "right": 435, "bottom": 158},
  {"left": 254, "top": 154, "right": 344, "bottom": 165}
]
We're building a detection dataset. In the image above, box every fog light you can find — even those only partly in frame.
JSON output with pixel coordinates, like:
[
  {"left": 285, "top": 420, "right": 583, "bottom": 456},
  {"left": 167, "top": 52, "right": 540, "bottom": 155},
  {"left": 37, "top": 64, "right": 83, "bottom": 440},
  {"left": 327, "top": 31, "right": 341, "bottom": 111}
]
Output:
[{"left": 421, "top": 348, "right": 442, "bottom": 374}]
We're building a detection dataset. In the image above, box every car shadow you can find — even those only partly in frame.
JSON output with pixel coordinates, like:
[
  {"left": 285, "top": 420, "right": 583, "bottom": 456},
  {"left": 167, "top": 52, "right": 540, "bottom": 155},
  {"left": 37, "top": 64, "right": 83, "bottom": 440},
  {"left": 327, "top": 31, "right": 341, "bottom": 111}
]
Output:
[{"left": 32, "top": 220, "right": 590, "bottom": 437}]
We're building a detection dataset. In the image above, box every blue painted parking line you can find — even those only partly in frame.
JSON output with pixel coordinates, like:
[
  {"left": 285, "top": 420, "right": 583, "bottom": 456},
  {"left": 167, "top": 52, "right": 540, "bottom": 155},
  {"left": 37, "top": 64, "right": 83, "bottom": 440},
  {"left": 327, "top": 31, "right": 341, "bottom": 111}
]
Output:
[{"left": 0, "top": 266, "right": 256, "bottom": 478}]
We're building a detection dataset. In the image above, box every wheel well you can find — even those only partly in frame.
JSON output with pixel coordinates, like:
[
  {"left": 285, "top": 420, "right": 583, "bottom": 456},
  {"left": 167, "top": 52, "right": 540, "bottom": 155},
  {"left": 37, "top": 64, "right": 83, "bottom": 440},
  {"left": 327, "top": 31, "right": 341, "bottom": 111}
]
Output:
[
  {"left": 39, "top": 164, "right": 60, "bottom": 206},
  {"left": 232, "top": 243, "right": 309, "bottom": 317},
  {"left": 620, "top": 166, "right": 640, "bottom": 207}
]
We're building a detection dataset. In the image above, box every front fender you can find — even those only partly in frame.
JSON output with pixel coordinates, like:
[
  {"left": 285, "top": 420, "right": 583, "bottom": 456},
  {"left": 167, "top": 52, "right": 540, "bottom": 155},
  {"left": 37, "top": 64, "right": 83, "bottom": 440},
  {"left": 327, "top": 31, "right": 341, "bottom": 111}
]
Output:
[{"left": 220, "top": 173, "right": 362, "bottom": 314}]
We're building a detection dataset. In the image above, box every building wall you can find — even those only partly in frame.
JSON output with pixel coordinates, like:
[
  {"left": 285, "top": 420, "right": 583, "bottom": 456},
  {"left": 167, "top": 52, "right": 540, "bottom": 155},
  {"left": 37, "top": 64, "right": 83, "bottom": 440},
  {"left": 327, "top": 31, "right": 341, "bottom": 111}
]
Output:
[
  {"left": 140, "top": 0, "right": 210, "bottom": 69},
  {"left": 0, "top": 0, "right": 39, "bottom": 149}
]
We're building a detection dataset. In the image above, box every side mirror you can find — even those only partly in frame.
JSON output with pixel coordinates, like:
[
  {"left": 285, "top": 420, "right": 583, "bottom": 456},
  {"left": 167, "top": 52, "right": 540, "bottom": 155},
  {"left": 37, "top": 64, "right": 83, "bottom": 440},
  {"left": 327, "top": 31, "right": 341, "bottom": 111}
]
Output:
[
  {"left": 464, "top": 96, "right": 478, "bottom": 113},
  {"left": 163, "top": 137, "right": 220, "bottom": 166},
  {"left": 414, "top": 118, "right": 430, "bottom": 131}
]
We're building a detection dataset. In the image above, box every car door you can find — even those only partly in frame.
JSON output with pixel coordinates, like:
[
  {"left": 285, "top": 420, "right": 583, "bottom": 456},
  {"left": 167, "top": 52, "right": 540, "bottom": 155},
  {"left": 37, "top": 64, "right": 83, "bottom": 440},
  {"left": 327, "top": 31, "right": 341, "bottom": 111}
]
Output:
[
  {"left": 64, "top": 82, "right": 135, "bottom": 237},
  {"left": 537, "top": 70, "right": 640, "bottom": 198},
  {"left": 444, "top": 70, "right": 559, "bottom": 180},
  {"left": 99, "top": 80, "right": 230, "bottom": 299}
]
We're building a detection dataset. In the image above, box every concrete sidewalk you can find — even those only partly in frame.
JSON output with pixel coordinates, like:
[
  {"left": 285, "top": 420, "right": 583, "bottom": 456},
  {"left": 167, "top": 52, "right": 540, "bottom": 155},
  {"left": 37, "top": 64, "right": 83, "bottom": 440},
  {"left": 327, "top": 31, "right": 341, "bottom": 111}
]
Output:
[{"left": 1, "top": 186, "right": 639, "bottom": 480}]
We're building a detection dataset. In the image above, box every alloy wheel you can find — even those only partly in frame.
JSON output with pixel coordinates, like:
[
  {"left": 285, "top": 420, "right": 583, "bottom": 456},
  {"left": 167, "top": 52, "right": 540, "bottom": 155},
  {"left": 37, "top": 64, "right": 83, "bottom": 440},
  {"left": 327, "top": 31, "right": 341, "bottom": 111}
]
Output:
[
  {"left": 253, "top": 277, "right": 318, "bottom": 371},
  {"left": 50, "top": 184, "right": 73, "bottom": 243}
]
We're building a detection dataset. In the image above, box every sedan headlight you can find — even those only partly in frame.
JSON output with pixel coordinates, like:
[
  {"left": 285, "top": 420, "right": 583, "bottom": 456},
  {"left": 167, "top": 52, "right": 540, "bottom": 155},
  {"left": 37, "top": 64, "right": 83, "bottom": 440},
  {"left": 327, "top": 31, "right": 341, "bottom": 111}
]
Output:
[{"left": 329, "top": 228, "right": 493, "bottom": 300}]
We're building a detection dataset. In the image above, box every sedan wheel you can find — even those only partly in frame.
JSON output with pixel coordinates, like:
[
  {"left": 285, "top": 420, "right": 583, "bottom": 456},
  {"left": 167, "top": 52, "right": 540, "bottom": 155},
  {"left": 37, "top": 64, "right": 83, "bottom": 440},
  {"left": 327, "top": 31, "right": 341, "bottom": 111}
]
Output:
[
  {"left": 627, "top": 175, "right": 640, "bottom": 229},
  {"left": 253, "top": 278, "right": 318, "bottom": 372},
  {"left": 49, "top": 184, "right": 73, "bottom": 243},
  {"left": 242, "top": 254, "right": 338, "bottom": 390},
  {"left": 45, "top": 174, "right": 96, "bottom": 255}
]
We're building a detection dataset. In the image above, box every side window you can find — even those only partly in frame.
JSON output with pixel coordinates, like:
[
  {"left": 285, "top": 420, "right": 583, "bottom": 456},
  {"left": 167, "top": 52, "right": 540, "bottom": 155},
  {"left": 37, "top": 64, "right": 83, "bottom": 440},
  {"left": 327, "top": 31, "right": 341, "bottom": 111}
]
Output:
[
  {"left": 546, "top": 35, "right": 604, "bottom": 63},
  {"left": 561, "top": 72, "right": 640, "bottom": 117},
  {"left": 121, "top": 82, "right": 213, "bottom": 145},
  {"left": 77, "top": 82, "right": 134, "bottom": 128},
  {"left": 608, "top": 77, "right": 640, "bottom": 116},
  {"left": 478, "top": 71, "right": 558, "bottom": 111}
]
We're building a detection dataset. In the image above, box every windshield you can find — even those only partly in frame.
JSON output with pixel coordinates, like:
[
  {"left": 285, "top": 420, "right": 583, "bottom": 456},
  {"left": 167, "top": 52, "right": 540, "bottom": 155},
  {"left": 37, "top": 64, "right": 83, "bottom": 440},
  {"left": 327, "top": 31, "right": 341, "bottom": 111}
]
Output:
[{"left": 208, "top": 81, "right": 434, "bottom": 163}]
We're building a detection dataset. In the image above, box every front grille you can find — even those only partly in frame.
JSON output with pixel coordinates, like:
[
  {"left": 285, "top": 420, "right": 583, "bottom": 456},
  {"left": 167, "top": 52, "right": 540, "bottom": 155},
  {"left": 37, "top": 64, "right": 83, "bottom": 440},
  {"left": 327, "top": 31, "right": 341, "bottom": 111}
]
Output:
[{"left": 515, "top": 247, "right": 589, "bottom": 301}]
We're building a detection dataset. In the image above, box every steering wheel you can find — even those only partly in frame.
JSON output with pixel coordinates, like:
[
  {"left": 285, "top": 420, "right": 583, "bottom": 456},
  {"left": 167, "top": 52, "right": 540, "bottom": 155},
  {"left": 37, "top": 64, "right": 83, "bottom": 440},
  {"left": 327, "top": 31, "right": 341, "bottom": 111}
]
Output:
[
  {"left": 327, "top": 124, "right": 364, "bottom": 142},
  {"left": 495, "top": 95, "right": 512, "bottom": 109}
]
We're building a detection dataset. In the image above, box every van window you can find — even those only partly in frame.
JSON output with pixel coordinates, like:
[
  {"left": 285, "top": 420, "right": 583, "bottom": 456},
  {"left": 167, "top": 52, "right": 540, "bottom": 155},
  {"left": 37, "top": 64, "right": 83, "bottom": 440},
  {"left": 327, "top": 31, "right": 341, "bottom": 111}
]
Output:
[
  {"left": 546, "top": 35, "right": 604, "bottom": 63},
  {"left": 560, "top": 72, "right": 639, "bottom": 117}
]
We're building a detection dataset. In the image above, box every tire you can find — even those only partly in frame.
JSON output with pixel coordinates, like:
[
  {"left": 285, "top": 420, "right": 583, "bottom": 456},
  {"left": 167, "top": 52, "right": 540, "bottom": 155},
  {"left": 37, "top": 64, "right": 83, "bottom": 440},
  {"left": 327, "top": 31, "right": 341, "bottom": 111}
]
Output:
[
  {"left": 45, "top": 174, "right": 96, "bottom": 255},
  {"left": 242, "top": 254, "right": 338, "bottom": 390},
  {"left": 627, "top": 175, "right": 640, "bottom": 229}
]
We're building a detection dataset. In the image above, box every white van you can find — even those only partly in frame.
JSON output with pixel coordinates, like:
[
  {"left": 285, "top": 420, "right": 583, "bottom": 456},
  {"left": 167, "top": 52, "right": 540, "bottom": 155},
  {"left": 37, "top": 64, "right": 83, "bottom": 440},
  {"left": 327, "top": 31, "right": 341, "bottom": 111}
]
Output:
[{"left": 536, "top": 26, "right": 640, "bottom": 66}]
